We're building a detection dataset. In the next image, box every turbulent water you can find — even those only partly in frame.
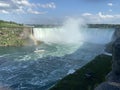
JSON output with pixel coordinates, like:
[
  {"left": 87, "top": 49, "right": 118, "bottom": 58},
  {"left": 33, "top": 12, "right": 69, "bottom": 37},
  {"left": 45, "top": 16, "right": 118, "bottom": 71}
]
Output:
[{"left": 0, "top": 19, "right": 115, "bottom": 90}]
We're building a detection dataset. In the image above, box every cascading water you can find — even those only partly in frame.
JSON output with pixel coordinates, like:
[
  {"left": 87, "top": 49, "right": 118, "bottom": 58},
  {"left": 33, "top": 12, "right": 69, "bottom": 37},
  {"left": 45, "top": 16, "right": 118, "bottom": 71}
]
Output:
[
  {"left": 32, "top": 18, "right": 114, "bottom": 45},
  {"left": 32, "top": 18, "right": 84, "bottom": 44},
  {"left": 0, "top": 18, "right": 115, "bottom": 90},
  {"left": 33, "top": 27, "right": 114, "bottom": 44}
]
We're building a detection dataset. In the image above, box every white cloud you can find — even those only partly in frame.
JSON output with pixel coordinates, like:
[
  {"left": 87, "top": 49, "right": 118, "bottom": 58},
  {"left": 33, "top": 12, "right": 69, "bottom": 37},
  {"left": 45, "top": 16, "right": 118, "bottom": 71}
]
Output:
[
  {"left": 15, "top": 6, "right": 25, "bottom": 14},
  {"left": 0, "top": 10, "right": 9, "bottom": 14},
  {"left": 11, "top": 0, "right": 31, "bottom": 6},
  {"left": 0, "top": 3, "right": 10, "bottom": 7},
  {"left": 0, "top": 0, "right": 56, "bottom": 14},
  {"left": 37, "top": 2, "right": 56, "bottom": 9},
  {"left": 28, "top": 8, "right": 47, "bottom": 14},
  {"left": 81, "top": 12, "right": 120, "bottom": 24},
  {"left": 82, "top": 13, "right": 92, "bottom": 16},
  {"left": 98, "top": 12, "right": 114, "bottom": 19},
  {"left": 108, "top": 3, "right": 113, "bottom": 6}
]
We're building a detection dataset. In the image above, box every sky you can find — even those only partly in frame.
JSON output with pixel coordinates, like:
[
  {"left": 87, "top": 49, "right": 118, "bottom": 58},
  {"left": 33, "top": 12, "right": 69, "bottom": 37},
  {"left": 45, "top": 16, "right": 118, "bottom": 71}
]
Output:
[{"left": 0, "top": 0, "right": 120, "bottom": 24}]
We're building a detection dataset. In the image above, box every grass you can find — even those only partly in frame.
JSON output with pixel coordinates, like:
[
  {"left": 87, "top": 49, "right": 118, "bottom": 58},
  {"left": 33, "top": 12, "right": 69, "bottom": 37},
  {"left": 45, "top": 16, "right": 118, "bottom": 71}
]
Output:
[
  {"left": 0, "top": 20, "right": 23, "bottom": 27},
  {"left": 50, "top": 54, "right": 112, "bottom": 90}
]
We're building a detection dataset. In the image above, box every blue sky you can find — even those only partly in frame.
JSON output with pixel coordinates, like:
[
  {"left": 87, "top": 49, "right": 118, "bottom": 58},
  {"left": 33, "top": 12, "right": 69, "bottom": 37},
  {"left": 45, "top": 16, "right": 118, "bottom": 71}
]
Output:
[{"left": 0, "top": 0, "right": 120, "bottom": 24}]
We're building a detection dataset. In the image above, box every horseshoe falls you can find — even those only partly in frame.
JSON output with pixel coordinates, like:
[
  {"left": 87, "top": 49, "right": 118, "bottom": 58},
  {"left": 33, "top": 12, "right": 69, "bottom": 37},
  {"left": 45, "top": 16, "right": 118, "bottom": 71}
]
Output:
[
  {"left": 0, "top": 19, "right": 115, "bottom": 90},
  {"left": 33, "top": 27, "right": 114, "bottom": 45}
]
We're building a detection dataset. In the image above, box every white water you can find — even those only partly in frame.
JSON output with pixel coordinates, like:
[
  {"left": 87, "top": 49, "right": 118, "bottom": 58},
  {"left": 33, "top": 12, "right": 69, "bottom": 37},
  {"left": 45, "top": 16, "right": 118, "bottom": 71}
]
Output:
[
  {"left": 33, "top": 28, "right": 114, "bottom": 44},
  {"left": 33, "top": 18, "right": 84, "bottom": 44},
  {"left": 33, "top": 19, "right": 114, "bottom": 45}
]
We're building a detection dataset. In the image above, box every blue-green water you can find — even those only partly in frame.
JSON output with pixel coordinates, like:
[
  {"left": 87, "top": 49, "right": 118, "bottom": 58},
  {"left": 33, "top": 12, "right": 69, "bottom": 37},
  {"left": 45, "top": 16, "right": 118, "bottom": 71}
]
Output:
[{"left": 0, "top": 28, "right": 114, "bottom": 90}]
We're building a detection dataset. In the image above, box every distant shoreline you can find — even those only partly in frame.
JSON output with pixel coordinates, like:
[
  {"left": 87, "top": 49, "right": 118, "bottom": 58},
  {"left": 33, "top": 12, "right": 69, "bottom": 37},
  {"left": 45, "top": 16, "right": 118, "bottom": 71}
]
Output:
[{"left": 27, "top": 24, "right": 120, "bottom": 28}]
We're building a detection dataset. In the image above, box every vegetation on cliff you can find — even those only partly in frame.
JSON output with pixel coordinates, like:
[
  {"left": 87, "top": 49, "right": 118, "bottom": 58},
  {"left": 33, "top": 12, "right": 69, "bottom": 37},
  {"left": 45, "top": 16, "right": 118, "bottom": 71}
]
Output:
[
  {"left": 0, "top": 20, "right": 23, "bottom": 27},
  {"left": 50, "top": 55, "right": 112, "bottom": 90},
  {"left": 0, "top": 20, "right": 28, "bottom": 46},
  {"left": 0, "top": 28, "right": 26, "bottom": 46}
]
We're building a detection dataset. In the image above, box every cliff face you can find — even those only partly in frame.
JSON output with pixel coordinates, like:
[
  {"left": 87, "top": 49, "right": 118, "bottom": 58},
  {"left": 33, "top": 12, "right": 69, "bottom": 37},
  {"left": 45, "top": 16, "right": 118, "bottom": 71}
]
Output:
[
  {"left": 105, "top": 28, "right": 120, "bottom": 53},
  {"left": 95, "top": 38, "right": 120, "bottom": 90},
  {"left": 0, "top": 27, "right": 32, "bottom": 46}
]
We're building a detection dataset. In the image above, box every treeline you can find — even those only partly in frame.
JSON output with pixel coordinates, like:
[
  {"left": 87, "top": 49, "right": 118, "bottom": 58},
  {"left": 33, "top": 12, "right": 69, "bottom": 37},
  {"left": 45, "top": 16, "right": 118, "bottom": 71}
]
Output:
[
  {"left": 0, "top": 20, "right": 23, "bottom": 27},
  {"left": 88, "top": 24, "right": 120, "bottom": 28},
  {"left": 28, "top": 24, "right": 120, "bottom": 28},
  {"left": 27, "top": 24, "right": 60, "bottom": 28}
]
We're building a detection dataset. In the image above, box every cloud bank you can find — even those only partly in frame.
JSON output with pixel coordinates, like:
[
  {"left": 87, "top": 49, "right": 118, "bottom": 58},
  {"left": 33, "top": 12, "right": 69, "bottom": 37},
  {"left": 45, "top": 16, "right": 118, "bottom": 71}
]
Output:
[
  {"left": 0, "top": 0, "right": 56, "bottom": 14},
  {"left": 82, "top": 12, "right": 120, "bottom": 24}
]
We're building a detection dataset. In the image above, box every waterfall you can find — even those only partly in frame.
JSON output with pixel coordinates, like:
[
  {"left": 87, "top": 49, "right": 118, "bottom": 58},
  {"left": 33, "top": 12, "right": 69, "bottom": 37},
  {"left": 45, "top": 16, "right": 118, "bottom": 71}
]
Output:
[
  {"left": 79, "top": 28, "right": 114, "bottom": 44},
  {"left": 32, "top": 18, "right": 115, "bottom": 45}
]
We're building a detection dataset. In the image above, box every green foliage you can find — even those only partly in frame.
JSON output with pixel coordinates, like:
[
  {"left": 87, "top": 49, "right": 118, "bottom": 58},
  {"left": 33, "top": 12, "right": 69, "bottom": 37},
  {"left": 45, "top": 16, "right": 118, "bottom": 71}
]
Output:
[
  {"left": 0, "top": 28, "right": 25, "bottom": 46},
  {"left": 0, "top": 20, "right": 26, "bottom": 46},
  {"left": 88, "top": 24, "right": 120, "bottom": 28},
  {"left": 0, "top": 20, "right": 23, "bottom": 27},
  {"left": 50, "top": 55, "right": 112, "bottom": 90}
]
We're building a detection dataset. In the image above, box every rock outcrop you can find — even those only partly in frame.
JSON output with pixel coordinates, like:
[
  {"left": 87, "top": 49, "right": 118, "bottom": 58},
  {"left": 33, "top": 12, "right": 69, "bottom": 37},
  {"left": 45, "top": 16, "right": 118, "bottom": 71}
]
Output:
[
  {"left": 105, "top": 28, "right": 120, "bottom": 53},
  {"left": 95, "top": 38, "right": 120, "bottom": 90}
]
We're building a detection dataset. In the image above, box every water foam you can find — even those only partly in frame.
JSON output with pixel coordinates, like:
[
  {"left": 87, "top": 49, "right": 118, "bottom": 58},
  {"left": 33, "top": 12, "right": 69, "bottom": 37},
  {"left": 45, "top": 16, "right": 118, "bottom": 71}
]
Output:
[
  {"left": 32, "top": 18, "right": 114, "bottom": 45},
  {"left": 32, "top": 18, "right": 85, "bottom": 45}
]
